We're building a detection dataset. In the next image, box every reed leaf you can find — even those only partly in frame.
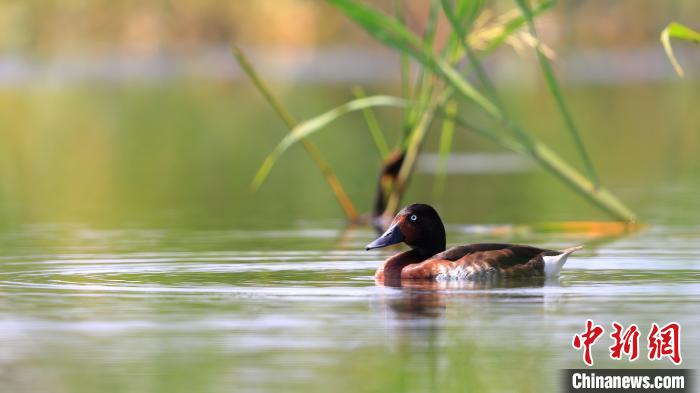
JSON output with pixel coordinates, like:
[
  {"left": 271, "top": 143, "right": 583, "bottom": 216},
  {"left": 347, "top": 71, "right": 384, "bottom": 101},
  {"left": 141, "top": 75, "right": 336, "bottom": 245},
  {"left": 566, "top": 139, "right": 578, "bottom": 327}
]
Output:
[
  {"left": 352, "top": 87, "right": 390, "bottom": 158},
  {"left": 449, "top": 115, "right": 636, "bottom": 222},
  {"left": 443, "top": 0, "right": 483, "bottom": 34},
  {"left": 232, "top": 45, "right": 359, "bottom": 220},
  {"left": 384, "top": 98, "right": 441, "bottom": 216},
  {"left": 384, "top": 88, "right": 455, "bottom": 216},
  {"left": 660, "top": 22, "right": 700, "bottom": 77},
  {"left": 425, "top": 0, "right": 441, "bottom": 44},
  {"left": 441, "top": 0, "right": 504, "bottom": 109},
  {"left": 251, "top": 95, "right": 408, "bottom": 191},
  {"left": 515, "top": 0, "right": 599, "bottom": 188},
  {"left": 479, "top": 0, "right": 554, "bottom": 54},
  {"left": 329, "top": 0, "right": 533, "bottom": 157},
  {"left": 232, "top": 45, "right": 297, "bottom": 128},
  {"left": 402, "top": 0, "right": 441, "bottom": 141},
  {"left": 462, "top": 0, "right": 485, "bottom": 30},
  {"left": 433, "top": 100, "right": 457, "bottom": 198},
  {"left": 449, "top": 113, "right": 524, "bottom": 153},
  {"left": 329, "top": 0, "right": 501, "bottom": 118},
  {"left": 328, "top": 0, "right": 431, "bottom": 65},
  {"left": 394, "top": 1, "right": 412, "bottom": 109}
]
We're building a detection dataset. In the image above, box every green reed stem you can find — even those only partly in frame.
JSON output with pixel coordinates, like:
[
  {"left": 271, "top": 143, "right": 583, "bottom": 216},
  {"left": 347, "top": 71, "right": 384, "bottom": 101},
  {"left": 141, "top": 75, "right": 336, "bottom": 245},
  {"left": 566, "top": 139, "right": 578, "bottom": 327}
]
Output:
[
  {"left": 231, "top": 45, "right": 359, "bottom": 220},
  {"left": 353, "top": 87, "right": 390, "bottom": 158},
  {"left": 433, "top": 100, "right": 457, "bottom": 198},
  {"left": 449, "top": 115, "right": 637, "bottom": 222},
  {"left": 515, "top": 0, "right": 600, "bottom": 188}
]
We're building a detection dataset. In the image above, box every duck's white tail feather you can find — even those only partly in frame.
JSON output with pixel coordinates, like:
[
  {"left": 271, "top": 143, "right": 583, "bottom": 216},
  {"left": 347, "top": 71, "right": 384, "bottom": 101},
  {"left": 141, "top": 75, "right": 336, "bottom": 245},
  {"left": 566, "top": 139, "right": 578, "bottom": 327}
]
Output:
[{"left": 543, "top": 245, "right": 583, "bottom": 278}]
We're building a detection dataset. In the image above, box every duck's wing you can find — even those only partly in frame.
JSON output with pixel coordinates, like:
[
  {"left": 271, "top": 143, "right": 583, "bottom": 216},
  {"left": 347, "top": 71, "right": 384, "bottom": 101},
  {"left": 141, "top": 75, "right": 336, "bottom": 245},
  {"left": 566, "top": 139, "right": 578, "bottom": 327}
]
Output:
[
  {"left": 435, "top": 243, "right": 553, "bottom": 266},
  {"left": 402, "top": 243, "right": 558, "bottom": 280}
]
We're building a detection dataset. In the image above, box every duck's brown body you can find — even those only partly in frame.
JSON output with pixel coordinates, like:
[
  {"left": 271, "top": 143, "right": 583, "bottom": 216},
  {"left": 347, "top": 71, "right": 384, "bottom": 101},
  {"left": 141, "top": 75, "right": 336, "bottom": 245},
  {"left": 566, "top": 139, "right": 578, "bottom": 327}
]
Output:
[
  {"left": 375, "top": 243, "right": 576, "bottom": 282},
  {"left": 367, "top": 204, "right": 581, "bottom": 284}
]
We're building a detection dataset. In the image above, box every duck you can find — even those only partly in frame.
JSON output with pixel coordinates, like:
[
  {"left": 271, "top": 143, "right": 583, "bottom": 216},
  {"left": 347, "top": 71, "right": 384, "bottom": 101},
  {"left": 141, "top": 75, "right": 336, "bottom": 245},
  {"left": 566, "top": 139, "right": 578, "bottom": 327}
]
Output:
[{"left": 366, "top": 203, "right": 582, "bottom": 283}]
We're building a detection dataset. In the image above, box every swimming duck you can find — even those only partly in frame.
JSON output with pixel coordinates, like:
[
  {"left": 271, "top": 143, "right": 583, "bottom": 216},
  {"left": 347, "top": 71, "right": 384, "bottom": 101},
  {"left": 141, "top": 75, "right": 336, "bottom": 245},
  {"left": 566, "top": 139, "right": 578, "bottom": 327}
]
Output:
[{"left": 366, "top": 204, "right": 581, "bottom": 283}]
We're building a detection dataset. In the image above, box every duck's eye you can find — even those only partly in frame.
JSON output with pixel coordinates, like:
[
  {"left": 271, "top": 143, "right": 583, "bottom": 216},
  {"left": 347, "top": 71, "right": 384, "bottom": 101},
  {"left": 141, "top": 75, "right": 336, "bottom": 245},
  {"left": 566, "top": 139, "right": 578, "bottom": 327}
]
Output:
[{"left": 409, "top": 214, "right": 417, "bottom": 222}]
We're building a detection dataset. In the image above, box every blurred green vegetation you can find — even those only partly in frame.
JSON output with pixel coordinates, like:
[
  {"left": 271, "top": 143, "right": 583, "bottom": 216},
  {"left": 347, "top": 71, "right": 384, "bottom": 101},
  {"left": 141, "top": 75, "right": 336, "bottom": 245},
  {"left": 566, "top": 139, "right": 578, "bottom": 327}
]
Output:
[
  {"left": 0, "top": 81, "right": 697, "bottom": 229},
  {"left": 0, "top": 0, "right": 697, "bottom": 228}
]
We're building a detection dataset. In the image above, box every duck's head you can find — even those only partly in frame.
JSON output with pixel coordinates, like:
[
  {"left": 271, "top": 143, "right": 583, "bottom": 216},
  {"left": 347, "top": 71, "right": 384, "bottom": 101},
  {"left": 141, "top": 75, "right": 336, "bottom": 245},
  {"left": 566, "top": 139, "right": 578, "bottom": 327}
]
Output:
[{"left": 366, "top": 203, "right": 446, "bottom": 256}]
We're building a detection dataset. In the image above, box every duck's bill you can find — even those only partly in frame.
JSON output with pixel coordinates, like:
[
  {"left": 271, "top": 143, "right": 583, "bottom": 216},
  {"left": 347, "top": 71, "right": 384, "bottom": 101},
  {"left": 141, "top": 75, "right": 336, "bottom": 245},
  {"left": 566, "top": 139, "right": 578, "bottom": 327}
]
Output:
[{"left": 366, "top": 223, "right": 404, "bottom": 250}]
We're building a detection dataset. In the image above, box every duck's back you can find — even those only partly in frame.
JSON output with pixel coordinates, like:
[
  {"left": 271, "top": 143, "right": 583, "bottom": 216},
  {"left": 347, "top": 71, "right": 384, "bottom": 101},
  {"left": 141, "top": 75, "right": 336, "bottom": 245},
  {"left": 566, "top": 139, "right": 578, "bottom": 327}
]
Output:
[{"left": 403, "top": 243, "right": 562, "bottom": 280}]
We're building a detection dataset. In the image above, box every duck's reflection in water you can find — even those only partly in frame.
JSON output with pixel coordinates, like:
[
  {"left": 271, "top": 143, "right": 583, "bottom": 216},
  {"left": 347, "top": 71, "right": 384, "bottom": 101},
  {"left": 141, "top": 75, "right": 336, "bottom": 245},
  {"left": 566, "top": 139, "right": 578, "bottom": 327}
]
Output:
[
  {"left": 375, "top": 277, "right": 562, "bottom": 343},
  {"left": 381, "top": 277, "right": 552, "bottom": 316},
  {"left": 373, "top": 278, "right": 555, "bottom": 391}
]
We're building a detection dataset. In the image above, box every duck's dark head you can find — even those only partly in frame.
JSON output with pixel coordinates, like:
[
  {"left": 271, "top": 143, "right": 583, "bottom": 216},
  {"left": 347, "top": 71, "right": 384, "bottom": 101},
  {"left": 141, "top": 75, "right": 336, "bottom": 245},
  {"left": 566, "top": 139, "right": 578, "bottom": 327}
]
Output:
[{"left": 366, "top": 203, "right": 446, "bottom": 257}]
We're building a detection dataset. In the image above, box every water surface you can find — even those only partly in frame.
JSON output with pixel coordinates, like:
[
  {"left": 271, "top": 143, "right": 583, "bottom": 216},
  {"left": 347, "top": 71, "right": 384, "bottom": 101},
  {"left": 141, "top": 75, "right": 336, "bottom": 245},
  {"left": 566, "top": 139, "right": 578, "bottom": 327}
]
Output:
[{"left": 0, "top": 222, "right": 698, "bottom": 393}]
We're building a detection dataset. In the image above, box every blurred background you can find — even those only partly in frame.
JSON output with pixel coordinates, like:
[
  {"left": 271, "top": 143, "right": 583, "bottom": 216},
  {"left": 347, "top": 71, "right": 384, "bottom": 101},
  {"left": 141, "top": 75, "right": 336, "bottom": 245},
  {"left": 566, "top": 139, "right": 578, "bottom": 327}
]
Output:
[
  {"left": 0, "top": 0, "right": 698, "bottom": 229},
  {"left": 0, "top": 2, "right": 699, "bottom": 393}
]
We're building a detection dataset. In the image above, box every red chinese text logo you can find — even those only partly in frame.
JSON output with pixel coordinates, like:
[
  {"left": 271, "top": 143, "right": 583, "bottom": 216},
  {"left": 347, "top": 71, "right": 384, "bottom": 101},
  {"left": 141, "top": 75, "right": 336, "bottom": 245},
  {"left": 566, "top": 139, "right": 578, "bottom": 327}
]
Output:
[
  {"left": 609, "top": 322, "right": 640, "bottom": 361},
  {"left": 647, "top": 322, "right": 682, "bottom": 365},
  {"left": 572, "top": 319, "right": 605, "bottom": 366},
  {"left": 572, "top": 321, "right": 681, "bottom": 366}
]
